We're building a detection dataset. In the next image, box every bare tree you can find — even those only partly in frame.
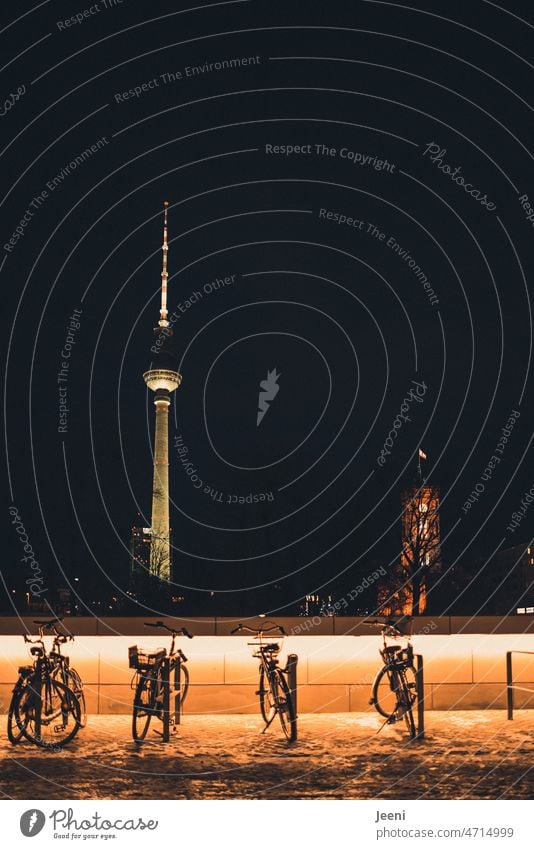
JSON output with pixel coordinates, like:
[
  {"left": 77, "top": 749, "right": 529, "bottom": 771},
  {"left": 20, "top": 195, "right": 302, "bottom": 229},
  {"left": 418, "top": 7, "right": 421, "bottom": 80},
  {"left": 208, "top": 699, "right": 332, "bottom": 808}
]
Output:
[
  {"left": 376, "top": 567, "right": 413, "bottom": 617},
  {"left": 148, "top": 530, "right": 172, "bottom": 582},
  {"left": 400, "top": 484, "right": 441, "bottom": 615}
]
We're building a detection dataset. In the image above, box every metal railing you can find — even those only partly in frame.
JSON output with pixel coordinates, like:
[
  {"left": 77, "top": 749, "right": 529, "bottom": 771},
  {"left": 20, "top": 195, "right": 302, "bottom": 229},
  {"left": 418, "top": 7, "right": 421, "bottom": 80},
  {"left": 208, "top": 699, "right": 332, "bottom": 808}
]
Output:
[
  {"left": 414, "top": 653, "right": 425, "bottom": 740},
  {"left": 506, "top": 650, "right": 534, "bottom": 720},
  {"left": 286, "top": 653, "right": 298, "bottom": 739},
  {"left": 161, "top": 655, "right": 185, "bottom": 742}
]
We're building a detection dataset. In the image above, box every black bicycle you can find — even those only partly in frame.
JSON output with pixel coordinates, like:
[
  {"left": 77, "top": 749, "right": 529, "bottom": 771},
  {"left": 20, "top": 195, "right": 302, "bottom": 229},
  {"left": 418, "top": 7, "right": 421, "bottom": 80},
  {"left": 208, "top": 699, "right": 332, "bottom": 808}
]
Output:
[
  {"left": 129, "top": 621, "right": 193, "bottom": 743},
  {"left": 7, "top": 618, "right": 83, "bottom": 748},
  {"left": 366, "top": 616, "right": 417, "bottom": 738},
  {"left": 45, "top": 619, "right": 86, "bottom": 728},
  {"left": 232, "top": 622, "right": 297, "bottom": 743}
]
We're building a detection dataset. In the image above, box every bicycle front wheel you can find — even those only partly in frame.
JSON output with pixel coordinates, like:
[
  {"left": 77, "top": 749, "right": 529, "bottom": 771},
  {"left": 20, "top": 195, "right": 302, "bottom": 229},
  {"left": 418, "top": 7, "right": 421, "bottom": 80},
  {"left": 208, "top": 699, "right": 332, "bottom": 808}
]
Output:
[
  {"left": 258, "top": 667, "right": 270, "bottom": 724},
  {"left": 21, "top": 678, "right": 81, "bottom": 749},
  {"left": 371, "top": 665, "right": 417, "bottom": 723},
  {"left": 132, "top": 673, "right": 157, "bottom": 742}
]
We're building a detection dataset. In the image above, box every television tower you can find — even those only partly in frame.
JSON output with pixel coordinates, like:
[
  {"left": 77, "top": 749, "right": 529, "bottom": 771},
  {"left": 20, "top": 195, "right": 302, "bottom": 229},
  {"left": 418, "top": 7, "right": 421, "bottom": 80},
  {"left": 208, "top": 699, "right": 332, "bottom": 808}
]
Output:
[{"left": 143, "top": 201, "right": 181, "bottom": 582}]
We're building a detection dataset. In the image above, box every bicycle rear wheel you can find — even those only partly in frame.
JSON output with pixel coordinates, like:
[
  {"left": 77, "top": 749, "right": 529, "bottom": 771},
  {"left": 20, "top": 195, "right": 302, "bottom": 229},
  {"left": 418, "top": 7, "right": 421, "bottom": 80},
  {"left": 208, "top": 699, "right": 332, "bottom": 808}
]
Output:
[
  {"left": 260, "top": 668, "right": 296, "bottom": 742},
  {"left": 54, "top": 666, "right": 87, "bottom": 728},
  {"left": 399, "top": 670, "right": 417, "bottom": 738},
  {"left": 66, "top": 668, "right": 87, "bottom": 728},
  {"left": 132, "top": 673, "right": 157, "bottom": 742},
  {"left": 7, "top": 686, "right": 30, "bottom": 744},
  {"left": 178, "top": 664, "right": 189, "bottom": 707},
  {"left": 19, "top": 678, "right": 81, "bottom": 749},
  {"left": 273, "top": 669, "right": 297, "bottom": 742}
]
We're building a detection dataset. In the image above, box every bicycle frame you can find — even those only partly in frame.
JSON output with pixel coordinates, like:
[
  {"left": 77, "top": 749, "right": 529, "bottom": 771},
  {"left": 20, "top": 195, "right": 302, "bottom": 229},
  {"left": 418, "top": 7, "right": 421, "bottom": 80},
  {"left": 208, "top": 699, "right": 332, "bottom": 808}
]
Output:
[
  {"left": 11, "top": 634, "right": 77, "bottom": 745},
  {"left": 366, "top": 616, "right": 417, "bottom": 737},
  {"left": 378, "top": 624, "right": 414, "bottom": 668},
  {"left": 231, "top": 621, "right": 297, "bottom": 742},
  {"left": 130, "top": 622, "right": 192, "bottom": 743}
]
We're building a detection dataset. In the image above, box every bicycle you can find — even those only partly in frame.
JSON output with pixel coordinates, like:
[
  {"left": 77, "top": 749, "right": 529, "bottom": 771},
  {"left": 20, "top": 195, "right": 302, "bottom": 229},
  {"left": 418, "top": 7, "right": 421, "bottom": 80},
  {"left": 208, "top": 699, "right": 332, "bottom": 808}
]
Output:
[
  {"left": 7, "top": 618, "right": 82, "bottom": 748},
  {"left": 231, "top": 621, "right": 297, "bottom": 743},
  {"left": 129, "top": 621, "right": 193, "bottom": 743},
  {"left": 365, "top": 616, "right": 417, "bottom": 738},
  {"left": 45, "top": 618, "right": 86, "bottom": 728}
]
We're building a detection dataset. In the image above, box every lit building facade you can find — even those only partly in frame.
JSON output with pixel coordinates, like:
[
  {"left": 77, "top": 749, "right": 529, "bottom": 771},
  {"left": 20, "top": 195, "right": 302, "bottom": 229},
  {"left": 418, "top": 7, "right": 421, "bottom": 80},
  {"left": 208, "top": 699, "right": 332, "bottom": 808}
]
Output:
[
  {"left": 130, "top": 526, "right": 152, "bottom": 586},
  {"left": 489, "top": 543, "right": 534, "bottom": 614},
  {"left": 378, "top": 455, "right": 441, "bottom": 616}
]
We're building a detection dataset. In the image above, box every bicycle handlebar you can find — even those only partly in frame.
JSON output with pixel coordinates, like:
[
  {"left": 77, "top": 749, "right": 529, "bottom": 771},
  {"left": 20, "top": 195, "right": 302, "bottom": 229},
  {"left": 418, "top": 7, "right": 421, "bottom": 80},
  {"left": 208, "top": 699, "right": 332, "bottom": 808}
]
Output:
[
  {"left": 33, "top": 618, "right": 64, "bottom": 627},
  {"left": 144, "top": 621, "right": 194, "bottom": 638},
  {"left": 363, "top": 616, "right": 413, "bottom": 636},
  {"left": 231, "top": 623, "right": 286, "bottom": 636},
  {"left": 363, "top": 619, "right": 395, "bottom": 628},
  {"left": 31, "top": 618, "right": 73, "bottom": 642}
]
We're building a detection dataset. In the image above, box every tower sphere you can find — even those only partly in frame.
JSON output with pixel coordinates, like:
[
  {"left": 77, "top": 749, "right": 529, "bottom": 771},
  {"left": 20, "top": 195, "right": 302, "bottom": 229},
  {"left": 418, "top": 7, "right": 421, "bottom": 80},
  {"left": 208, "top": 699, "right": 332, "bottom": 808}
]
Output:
[{"left": 143, "top": 368, "right": 181, "bottom": 393}]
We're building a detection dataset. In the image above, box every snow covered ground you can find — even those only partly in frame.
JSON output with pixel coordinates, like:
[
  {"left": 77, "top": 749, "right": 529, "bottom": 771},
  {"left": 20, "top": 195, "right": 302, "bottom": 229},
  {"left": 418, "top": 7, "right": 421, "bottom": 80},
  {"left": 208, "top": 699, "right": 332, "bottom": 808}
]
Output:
[{"left": 1, "top": 711, "right": 532, "bottom": 800}]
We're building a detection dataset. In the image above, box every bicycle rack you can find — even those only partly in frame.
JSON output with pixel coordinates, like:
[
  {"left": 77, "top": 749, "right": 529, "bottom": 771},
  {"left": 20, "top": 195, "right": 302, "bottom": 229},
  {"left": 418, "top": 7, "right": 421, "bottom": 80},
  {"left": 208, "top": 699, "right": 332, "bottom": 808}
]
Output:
[
  {"left": 286, "top": 653, "right": 299, "bottom": 740},
  {"left": 506, "top": 650, "right": 534, "bottom": 720},
  {"left": 161, "top": 655, "right": 184, "bottom": 743},
  {"left": 414, "top": 653, "right": 425, "bottom": 741},
  {"left": 34, "top": 665, "right": 42, "bottom": 741}
]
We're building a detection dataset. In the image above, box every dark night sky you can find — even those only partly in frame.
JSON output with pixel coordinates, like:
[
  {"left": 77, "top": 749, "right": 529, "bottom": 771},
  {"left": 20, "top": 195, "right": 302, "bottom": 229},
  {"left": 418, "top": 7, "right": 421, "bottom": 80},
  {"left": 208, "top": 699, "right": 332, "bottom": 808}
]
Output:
[{"left": 2, "top": 0, "right": 533, "bottom": 614}]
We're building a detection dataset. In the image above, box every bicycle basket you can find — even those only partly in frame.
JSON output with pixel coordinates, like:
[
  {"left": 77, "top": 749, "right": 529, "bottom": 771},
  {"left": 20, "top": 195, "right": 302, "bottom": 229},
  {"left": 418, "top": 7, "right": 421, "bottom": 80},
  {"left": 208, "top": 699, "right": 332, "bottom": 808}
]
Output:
[{"left": 128, "top": 645, "right": 166, "bottom": 670}]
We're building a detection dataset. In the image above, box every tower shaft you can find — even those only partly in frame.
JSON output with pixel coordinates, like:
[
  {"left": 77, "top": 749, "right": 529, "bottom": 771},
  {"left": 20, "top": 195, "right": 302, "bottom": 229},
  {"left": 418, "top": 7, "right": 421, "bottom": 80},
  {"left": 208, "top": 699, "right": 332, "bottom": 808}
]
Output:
[
  {"left": 143, "top": 200, "right": 181, "bottom": 586},
  {"left": 150, "top": 393, "right": 172, "bottom": 581}
]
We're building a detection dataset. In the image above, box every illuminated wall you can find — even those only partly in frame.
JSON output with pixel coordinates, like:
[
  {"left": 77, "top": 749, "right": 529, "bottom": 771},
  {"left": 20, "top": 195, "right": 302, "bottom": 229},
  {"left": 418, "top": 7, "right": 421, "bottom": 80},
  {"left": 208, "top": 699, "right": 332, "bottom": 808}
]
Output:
[{"left": 0, "top": 617, "right": 532, "bottom": 715}]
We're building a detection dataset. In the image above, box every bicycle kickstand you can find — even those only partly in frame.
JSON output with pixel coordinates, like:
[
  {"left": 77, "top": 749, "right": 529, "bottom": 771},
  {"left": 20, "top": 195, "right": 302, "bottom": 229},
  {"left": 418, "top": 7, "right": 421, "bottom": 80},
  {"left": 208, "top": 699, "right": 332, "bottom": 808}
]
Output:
[
  {"left": 262, "top": 713, "right": 278, "bottom": 733},
  {"left": 375, "top": 715, "right": 393, "bottom": 736}
]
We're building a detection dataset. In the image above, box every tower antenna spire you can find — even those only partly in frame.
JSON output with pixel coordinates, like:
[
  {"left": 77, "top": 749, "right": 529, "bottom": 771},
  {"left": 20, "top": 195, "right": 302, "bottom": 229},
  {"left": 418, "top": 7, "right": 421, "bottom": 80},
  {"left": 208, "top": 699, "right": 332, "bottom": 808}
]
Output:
[{"left": 159, "top": 200, "right": 169, "bottom": 327}]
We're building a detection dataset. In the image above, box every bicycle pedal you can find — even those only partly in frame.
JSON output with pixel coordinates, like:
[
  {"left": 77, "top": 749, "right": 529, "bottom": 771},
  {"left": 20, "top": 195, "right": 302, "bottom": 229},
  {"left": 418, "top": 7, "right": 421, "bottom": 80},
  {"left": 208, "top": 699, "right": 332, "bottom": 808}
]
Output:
[{"left": 369, "top": 698, "right": 376, "bottom": 705}]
